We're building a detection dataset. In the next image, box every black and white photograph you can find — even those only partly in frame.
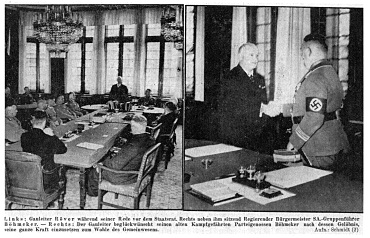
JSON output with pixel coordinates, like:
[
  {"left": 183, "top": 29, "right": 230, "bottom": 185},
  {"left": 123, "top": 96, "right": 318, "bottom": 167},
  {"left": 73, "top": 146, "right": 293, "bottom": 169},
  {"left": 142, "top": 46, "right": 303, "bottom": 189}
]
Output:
[
  {"left": 184, "top": 5, "right": 363, "bottom": 212},
  {"left": 5, "top": 4, "right": 183, "bottom": 210},
  {"left": 2, "top": 0, "right": 368, "bottom": 236}
]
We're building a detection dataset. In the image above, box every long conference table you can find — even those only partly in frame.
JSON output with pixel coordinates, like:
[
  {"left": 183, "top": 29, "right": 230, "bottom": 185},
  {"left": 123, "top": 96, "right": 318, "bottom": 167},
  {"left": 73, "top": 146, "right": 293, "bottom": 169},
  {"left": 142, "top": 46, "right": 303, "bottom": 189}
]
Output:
[
  {"left": 184, "top": 139, "right": 363, "bottom": 212},
  {"left": 6, "top": 109, "right": 130, "bottom": 209}
]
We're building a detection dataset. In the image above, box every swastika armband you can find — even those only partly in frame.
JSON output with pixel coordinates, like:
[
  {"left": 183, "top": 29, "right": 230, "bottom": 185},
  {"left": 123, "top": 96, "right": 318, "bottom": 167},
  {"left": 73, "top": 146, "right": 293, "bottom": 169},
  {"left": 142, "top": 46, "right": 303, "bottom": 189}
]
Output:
[{"left": 306, "top": 97, "right": 327, "bottom": 114}]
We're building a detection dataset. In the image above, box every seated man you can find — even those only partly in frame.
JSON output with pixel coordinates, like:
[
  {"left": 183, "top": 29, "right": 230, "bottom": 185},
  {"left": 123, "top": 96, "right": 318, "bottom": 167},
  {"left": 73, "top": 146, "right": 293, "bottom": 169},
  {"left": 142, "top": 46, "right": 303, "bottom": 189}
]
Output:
[
  {"left": 54, "top": 95, "right": 77, "bottom": 122},
  {"left": 46, "top": 98, "right": 62, "bottom": 126},
  {"left": 138, "top": 89, "right": 156, "bottom": 106},
  {"left": 107, "top": 76, "right": 129, "bottom": 111},
  {"left": 5, "top": 103, "right": 27, "bottom": 143},
  {"left": 35, "top": 99, "right": 58, "bottom": 132},
  {"left": 154, "top": 102, "right": 178, "bottom": 161},
  {"left": 19, "top": 86, "right": 35, "bottom": 105},
  {"left": 66, "top": 92, "right": 87, "bottom": 117},
  {"left": 21, "top": 111, "right": 67, "bottom": 190},
  {"left": 5, "top": 86, "right": 16, "bottom": 106},
  {"left": 155, "top": 102, "right": 178, "bottom": 138},
  {"left": 35, "top": 99, "right": 47, "bottom": 112},
  {"left": 87, "top": 114, "right": 155, "bottom": 196}
]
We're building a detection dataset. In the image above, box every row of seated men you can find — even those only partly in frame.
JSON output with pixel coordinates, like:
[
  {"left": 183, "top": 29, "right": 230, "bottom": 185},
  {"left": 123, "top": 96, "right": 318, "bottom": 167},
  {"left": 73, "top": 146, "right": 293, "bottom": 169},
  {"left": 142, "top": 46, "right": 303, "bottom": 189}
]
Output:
[
  {"left": 5, "top": 96, "right": 178, "bottom": 200},
  {"left": 5, "top": 86, "right": 36, "bottom": 106}
]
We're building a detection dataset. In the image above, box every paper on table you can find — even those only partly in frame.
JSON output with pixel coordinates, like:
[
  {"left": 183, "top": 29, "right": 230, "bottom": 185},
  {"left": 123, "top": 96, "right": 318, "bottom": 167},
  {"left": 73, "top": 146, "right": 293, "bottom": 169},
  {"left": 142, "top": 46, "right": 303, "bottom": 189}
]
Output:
[
  {"left": 190, "top": 180, "right": 238, "bottom": 202},
  {"left": 265, "top": 166, "right": 333, "bottom": 188},
  {"left": 60, "top": 134, "right": 80, "bottom": 143},
  {"left": 185, "top": 144, "right": 242, "bottom": 158},
  {"left": 217, "top": 177, "right": 295, "bottom": 205},
  {"left": 76, "top": 142, "right": 104, "bottom": 150}
]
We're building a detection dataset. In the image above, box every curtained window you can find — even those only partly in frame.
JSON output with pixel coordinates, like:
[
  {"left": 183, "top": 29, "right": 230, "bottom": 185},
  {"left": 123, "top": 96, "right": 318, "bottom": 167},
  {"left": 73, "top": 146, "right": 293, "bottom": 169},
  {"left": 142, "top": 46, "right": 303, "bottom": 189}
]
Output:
[
  {"left": 19, "top": 7, "right": 182, "bottom": 98},
  {"left": 273, "top": 8, "right": 311, "bottom": 106}
]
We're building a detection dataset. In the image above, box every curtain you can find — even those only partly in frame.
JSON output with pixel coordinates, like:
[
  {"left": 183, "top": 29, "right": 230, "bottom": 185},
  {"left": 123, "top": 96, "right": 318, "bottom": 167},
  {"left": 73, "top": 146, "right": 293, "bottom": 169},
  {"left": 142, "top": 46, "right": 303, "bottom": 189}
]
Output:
[
  {"left": 92, "top": 12, "right": 106, "bottom": 95},
  {"left": 18, "top": 11, "right": 28, "bottom": 93},
  {"left": 194, "top": 6, "right": 205, "bottom": 101},
  {"left": 230, "top": 7, "right": 248, "bottom": 70},
  {"left": 273, "top": 8, "right": 310, "bottom": 107}
]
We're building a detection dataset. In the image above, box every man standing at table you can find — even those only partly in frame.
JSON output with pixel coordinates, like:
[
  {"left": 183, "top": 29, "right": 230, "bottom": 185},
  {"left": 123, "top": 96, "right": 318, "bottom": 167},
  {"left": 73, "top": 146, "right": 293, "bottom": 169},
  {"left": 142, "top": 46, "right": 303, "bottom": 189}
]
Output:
[
  {"left": 87, "top": 114, "right": 155, "bottom": 196},
  {"left": 107, "top": 76, "right": 129, "bottom": 110},
  {"left": 219, "top": 43, "right": 276, "bottom": 153},
  {"left": 21, "top": 111, "right": 67, "bottom": 190},
  {"left": 287, "top": 34, "right": 349, "bottom": 171}
]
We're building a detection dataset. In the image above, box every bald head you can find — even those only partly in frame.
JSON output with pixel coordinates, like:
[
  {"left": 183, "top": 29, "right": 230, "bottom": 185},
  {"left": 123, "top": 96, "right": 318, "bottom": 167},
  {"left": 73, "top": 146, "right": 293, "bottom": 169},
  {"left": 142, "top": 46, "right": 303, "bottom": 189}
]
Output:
[
  {"left": 130, "top": 114, "right": 147, "bottom": 135},
  {"left": 238, "top": 43, "right": 259, "bottom": 74}
]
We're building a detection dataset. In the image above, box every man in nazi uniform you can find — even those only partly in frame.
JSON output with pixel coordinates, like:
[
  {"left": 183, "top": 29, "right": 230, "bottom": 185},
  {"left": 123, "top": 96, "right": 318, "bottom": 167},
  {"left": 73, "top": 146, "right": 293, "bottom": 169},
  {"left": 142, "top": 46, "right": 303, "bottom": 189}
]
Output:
[{"left": 287, "top": 33, "right": 349, "bottom": 170}]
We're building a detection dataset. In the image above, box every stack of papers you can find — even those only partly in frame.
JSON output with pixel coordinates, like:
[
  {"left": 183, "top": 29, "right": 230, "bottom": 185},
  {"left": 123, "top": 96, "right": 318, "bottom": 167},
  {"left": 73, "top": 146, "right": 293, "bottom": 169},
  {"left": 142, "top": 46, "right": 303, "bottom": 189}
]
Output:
[
  {"left": 190, "top": 180, "right": 238, "bottom": 202},
  {"left": 265, "top": 166, "right": 333, "bottom": 188},
  {"left": 185, "top": 144, "right": 242, "bottom": 158},
  {"left": 76, "top": 142, "right": 104, "bottom": 150}
]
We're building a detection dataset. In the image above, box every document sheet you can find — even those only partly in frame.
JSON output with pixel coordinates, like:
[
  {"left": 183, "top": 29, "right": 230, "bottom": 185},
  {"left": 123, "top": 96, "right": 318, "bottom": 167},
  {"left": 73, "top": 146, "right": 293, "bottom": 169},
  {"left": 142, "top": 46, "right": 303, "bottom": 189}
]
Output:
[
  {"left": 185, "top": 144, "right": 242, "bottom": 158},
  {"left": 265, "top": 166, "right": 333, "bottom": 188}
]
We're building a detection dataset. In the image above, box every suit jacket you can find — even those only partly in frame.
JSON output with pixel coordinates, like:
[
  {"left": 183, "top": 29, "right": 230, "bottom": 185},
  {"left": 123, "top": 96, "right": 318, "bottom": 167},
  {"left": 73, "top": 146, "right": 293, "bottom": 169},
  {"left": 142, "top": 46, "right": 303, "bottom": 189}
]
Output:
[
  {"left": 138, "top": 96, "right": 156, "bottom": 106},
  {"left": 67, "top": 100, "right": 85, "bottom": 117},
  {"left": 19, "top": 93, "right": 35, "bottom": 105},
  {"left": 21, "top": 128, "right": 67, "bottom": 171},
  {"left": 157, "top": 112, "right": 177, "bottom": 135},
  {"left": 289, "top": 60, "right": 349, "bottom": 156},
  {"left": 109, "top": 84, "right": 128, "bottom": 103},
  {"left": 218, "top": 64, "right": 268, "bottom": 149},
  {"left": 54, "top": 104, "right": 75, "bottom": 120},
  {"left": 5, "top": 116, "right": 26, "bottom": 142},
  {"left": 102, "top": 133, "right": 155, "bottom": 185}
]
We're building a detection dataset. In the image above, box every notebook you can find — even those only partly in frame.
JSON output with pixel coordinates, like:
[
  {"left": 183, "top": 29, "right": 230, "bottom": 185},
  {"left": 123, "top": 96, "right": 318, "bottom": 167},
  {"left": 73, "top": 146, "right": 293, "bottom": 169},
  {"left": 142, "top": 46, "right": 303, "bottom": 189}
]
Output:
[{"left": 190, "top": 180, "right": 238, "bottom": 202}]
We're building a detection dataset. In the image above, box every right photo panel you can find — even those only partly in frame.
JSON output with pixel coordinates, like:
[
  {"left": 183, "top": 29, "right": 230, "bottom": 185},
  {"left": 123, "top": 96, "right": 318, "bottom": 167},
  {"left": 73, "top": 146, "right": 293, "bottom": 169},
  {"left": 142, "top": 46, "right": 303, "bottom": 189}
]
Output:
[{"left": 184, "top": 5, "right": 363, "bottom": 212}]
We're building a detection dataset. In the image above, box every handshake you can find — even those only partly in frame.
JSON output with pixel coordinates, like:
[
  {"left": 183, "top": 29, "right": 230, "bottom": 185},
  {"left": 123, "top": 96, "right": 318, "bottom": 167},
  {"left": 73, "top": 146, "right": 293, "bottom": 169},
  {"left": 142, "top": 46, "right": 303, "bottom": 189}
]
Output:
[{"left": 260, "top": 102, "right": 293, "bottom": 118}]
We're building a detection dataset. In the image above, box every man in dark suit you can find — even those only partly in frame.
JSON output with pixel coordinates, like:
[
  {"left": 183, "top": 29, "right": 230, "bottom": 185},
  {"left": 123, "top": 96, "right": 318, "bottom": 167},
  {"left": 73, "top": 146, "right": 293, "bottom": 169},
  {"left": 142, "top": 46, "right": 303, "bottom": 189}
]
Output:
[
  {"left": 107, "top": 76, "right": 129, "bottom": 110},
  {"left": 287, "top": 34, "right": 349, "bottom": 170},
  {"left": 138, "top": 89, "right": 156, "bottom": 106},
  {"left": 19, "top": 86, "right": 35, "bottom": 105},
  {"left": 87, "top": 114, "right": 155, "bottom": 196},
  {"left": 219, "top": 43, "right": 274, "bottom": 153},
  {"left": 21, "top": 111, "right": 67, "bottom": 190},
  {"left": 155, "top": 102, "right": 178, "bottom": 138}
]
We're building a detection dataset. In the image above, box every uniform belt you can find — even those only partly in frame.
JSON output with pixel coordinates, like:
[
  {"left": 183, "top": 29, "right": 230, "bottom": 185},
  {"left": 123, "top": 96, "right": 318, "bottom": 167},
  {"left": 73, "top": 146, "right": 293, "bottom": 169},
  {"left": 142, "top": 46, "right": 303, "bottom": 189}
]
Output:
[{"left": 292, "top": 111, "right": 337, "bottom": 124}]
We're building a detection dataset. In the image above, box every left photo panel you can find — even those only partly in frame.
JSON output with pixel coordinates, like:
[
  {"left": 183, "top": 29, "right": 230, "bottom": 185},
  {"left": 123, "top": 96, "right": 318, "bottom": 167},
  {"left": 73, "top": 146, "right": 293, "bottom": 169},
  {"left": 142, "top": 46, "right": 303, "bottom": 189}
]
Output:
[{"left": 5, "top": 4, "right": 183, "bottom": 210}]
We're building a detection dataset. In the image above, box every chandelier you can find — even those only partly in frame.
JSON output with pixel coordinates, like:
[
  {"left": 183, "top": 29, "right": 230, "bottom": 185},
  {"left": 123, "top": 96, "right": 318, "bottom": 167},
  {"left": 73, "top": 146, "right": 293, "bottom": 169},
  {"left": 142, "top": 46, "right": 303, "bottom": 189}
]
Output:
[
  {"left": 33, "top": 5, "right": 83, "bottom": 54},
  {"left": 160, "top": 6, "right": 184, "bottom": 43}
]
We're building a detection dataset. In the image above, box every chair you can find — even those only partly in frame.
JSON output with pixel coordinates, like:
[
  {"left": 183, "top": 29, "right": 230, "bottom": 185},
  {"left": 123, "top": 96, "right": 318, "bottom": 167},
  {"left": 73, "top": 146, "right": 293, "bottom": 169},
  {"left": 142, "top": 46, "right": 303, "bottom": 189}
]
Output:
[
  {"left": 158, "top": 117, "right": 178, "bottom": 169},
  {"left": 5, "top": 151, "right": 66, "bottom": 209},
  {"left": 146, "top": 123, "right": 162, "bottom": 141},
  {"left": 97, "top": 143, "right": 161, "bottom": 209}
]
